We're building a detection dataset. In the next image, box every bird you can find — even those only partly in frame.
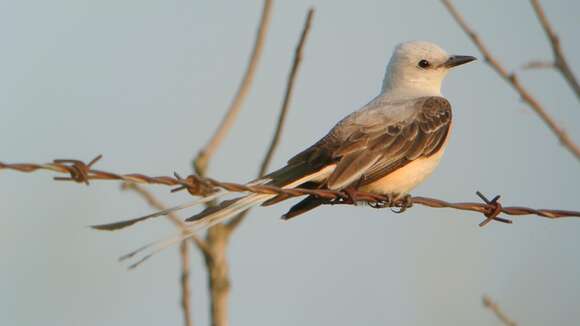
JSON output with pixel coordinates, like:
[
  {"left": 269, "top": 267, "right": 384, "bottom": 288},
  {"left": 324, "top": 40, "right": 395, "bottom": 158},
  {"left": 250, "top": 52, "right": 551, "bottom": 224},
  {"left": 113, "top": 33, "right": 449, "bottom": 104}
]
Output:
[{"left": 94, "top": 41, "right": 476, "bottom": 265}]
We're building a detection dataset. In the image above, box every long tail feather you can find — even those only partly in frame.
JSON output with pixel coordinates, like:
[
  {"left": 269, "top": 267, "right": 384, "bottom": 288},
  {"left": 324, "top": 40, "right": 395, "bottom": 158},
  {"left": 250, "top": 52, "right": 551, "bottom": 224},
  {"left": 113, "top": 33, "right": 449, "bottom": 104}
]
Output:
[
  {"left": 91, "top": 190, "right": 227, "bottom": 231},
  {"left": 186, "top": 193, "right": 273, "bottom": 226},
  {"left": 119, "top": 165, "right": 336, "bottom": 268},
  {"left": 120, "top": 231, "right": 192, "bottom": 269},
  {"left": 282, "top": 195, "right": 324, "bottom": 219},
  {"left": 120, "top": 193, "right": 273, "bottom": 268}
]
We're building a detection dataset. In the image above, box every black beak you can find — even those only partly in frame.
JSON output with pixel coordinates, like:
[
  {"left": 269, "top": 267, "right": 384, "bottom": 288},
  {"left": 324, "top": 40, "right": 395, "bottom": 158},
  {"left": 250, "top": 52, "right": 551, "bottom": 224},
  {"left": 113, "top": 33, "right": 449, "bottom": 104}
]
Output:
[{"left": 444, "top": 55, "right": 477, "bottom": 68}]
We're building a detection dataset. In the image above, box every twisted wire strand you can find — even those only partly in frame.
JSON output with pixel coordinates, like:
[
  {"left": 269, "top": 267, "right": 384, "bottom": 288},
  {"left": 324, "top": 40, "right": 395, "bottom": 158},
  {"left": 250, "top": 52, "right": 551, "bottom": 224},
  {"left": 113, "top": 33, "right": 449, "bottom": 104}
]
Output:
[{"left": 2, "top": 155, "right": 579, "bottom": 225}]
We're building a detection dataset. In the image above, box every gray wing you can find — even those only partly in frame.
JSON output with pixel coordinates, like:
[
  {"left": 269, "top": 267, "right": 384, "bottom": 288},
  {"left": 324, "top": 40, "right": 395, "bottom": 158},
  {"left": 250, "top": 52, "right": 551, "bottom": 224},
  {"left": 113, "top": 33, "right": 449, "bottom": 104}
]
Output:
[{"left": 288, "top": 96, "right": 452, "bottom": 190}]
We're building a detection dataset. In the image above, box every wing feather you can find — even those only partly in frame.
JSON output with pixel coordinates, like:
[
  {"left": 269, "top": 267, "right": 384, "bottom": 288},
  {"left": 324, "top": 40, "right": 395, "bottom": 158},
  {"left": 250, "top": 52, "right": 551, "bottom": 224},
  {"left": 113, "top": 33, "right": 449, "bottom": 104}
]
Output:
[{"left": 323, "top": 96, "right": 452, "bottom": 190}]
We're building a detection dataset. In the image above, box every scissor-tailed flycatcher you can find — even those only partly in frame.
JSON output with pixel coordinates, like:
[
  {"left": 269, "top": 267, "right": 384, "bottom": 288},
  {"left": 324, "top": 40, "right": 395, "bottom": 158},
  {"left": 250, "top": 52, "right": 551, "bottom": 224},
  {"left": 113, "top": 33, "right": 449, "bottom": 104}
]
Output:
[{"left": 97, "top": 41, "right": 475, "bottom": 263}]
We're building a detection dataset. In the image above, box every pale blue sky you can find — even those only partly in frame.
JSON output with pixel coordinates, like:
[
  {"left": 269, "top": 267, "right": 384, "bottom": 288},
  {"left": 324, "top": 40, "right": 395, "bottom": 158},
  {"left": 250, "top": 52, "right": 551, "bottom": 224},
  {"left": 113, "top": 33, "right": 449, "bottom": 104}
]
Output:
[{"left": 1, "top": 1, "right": 579, "bottom": 325}]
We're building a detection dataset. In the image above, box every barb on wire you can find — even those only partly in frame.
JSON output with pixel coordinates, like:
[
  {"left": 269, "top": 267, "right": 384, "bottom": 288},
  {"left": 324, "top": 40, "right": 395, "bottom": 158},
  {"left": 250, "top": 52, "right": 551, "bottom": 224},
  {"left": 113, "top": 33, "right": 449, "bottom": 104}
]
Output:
[
  {"left": 476, "top": 191, "right": 507, "bottom": 227},
  {"left": 2, "top": 156, "right": 579, "bottom": 225},
  {"left": 0, "top": 155, "right": 215, "bottom": 196},
  {"left": 440, "top": 0, "right": 580, "bottom": 161}
]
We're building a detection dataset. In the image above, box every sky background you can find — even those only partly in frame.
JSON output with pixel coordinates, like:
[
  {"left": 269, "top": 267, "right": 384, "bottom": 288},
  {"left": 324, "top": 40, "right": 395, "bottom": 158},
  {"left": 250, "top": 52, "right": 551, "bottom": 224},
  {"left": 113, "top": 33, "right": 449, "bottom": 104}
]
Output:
[{"left": 1, "top": 0, "right": 579, "bottom": 325}]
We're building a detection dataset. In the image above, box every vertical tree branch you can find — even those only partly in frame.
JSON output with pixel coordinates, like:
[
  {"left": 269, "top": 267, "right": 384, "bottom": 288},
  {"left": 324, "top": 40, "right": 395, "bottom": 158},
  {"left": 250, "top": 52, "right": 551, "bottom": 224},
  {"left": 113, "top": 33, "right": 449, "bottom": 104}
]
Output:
[
  {"left": 227, "top": 8, "right": 316, "bottom": 232},
  {"left": 121, "top": 183, "right": 207, "bottom": 326},
  {"left": 196, "top": 7, "right": 315, "bottom": 325},
  {"left": 179, "top": 241, "right": 193, "bottom": 326},
  {"left": 483, "top": 295, "right": 517, "bottom": 326},
  {"left": 192, "top": 2, "right": 274, "bottom": 325},
  {"left": 529, "top": 0, "right": 580, "bottom": 100},
  {"left": 203, "top": 225, "right": 231, "bottom": 326},
  {"left": 194, "top": 0, "right": 274, "bottom": 176},
  {"left": 441, "top": 0, "right": 580, "bottom": 161}
]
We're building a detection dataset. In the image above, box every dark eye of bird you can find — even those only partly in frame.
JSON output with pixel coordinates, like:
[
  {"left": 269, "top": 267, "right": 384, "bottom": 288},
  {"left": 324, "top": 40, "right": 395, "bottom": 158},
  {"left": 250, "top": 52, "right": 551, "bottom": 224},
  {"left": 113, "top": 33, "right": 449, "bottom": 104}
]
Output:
[{"left": 418, "top": 59, "right": 430, "bottom": 68}]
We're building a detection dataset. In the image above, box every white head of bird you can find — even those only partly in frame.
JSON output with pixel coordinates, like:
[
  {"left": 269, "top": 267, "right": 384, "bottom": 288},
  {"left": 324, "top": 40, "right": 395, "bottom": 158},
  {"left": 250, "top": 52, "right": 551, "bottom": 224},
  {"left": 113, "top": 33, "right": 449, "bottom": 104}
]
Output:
[{"left": 381, "top": 41, "right": 476, "bottom": 97}]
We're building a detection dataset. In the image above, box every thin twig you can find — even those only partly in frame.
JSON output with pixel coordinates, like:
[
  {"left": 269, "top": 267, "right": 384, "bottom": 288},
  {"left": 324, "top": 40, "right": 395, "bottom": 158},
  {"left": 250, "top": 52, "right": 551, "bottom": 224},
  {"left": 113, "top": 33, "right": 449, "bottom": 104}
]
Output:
[
  {"left": 530, "top": 0, "right": 580, "bottom": 100},
  {"left": 258, "top": 8, "right": 314, "bottom": 176},
  {"left": 441, "top": 0, "right": 580, "bottom": 160},
  {"left": 193, "top": 0, "right": 274, "bottom": 176},
  {"left": 227, "top": 8, "right": 315, "bottom": 232},
  {"left": 521, "top": 60, "right": 554, "bottom": 70},
  {"left": 121, "top": 183, "right": 207, "bottom": 326},
  {"left": 483, "top": 295, "right": 517, "bottom": 326},
  {"left": 179, "top": 241, "right": 192, "bottom": 326}
]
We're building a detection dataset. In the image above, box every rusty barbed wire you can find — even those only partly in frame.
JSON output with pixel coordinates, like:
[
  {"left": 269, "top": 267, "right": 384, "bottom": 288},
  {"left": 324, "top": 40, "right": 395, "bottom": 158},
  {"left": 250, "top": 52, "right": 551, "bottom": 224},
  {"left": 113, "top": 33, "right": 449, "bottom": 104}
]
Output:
[
  {"left": 2, "top": 155, "right": 579, "bottom": 226},
  {"left": 0, "top": 155, "right": 215, "bottom": 196}
]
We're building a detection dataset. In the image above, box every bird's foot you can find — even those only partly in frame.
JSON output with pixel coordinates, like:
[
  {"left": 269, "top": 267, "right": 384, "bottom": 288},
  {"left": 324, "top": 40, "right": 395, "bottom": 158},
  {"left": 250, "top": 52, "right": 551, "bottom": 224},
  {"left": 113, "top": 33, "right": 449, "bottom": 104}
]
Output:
[
  {"left": 335, "top": 190, "right": 413, "bottom": 213},
  {"left": 391, "top": 194, "right": 413, "bottom": 213},
  {"left": 336, "top": 188, "right": 382, "bottom": 205},
  {"left": 368, "top": 193, "right": 395, "bottom": 209},
  {"left": 339, "top": 188, "right": 360, "bottom": 205}
]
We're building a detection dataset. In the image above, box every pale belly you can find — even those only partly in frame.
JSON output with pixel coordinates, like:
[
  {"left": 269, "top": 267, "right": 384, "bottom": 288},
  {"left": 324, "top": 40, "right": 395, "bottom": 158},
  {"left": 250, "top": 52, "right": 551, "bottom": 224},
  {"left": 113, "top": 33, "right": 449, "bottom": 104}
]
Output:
[
  {"left": 358, "top": 145, "right": 447, "bottom": 196},
  {"left": 358, "top": 124, "right": 452, "bottom": 196},
  {"left": 289, "top": 125, "right": 451, "bottom": 197},
  {"left": 303, "top": 142, "right": 449, "bottom": 197}
]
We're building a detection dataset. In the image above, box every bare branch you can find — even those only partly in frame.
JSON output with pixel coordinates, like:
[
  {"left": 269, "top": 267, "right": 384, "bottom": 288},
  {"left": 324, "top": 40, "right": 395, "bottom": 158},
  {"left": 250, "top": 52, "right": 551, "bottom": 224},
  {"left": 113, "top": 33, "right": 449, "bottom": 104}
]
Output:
[
  {"left": 179, "top": 241, "right": 193, "bottom": 326},
  {"left": 194, "top": 0, "right": 274, "bottom": 176},
  {"left": 203, "top": 225, "right": 231, "bottom": 326},
  {"left": 258, "top": 8, "right": 315, "bottom": 176},
  {"left": 121, "top": 183, "right": 205, "bottom": 326},
  {"left": 227, "top": 8, "right": 315, "bottom": 232},
  {"left": 483, "top": 295, "right": 517, "bottom": 326},
  {"left": 521, "top": 60, "right": 554, "bottom": 70},
  {"left": 192, "top": 2, "right": 274, "bottom": 324},
  {"left": 441, "top": 0, "right": 580, "bottom": 160},
  {"left": 530, "top": 0, "right": 580, "bottom": 100}
]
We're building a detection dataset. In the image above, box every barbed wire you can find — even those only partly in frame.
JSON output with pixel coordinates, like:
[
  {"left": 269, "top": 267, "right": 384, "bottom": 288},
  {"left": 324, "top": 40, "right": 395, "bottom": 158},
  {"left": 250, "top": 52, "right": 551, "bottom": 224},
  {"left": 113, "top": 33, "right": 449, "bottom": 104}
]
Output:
[{"left": 2, "top": 155, "right": 579, "bottom": 226}]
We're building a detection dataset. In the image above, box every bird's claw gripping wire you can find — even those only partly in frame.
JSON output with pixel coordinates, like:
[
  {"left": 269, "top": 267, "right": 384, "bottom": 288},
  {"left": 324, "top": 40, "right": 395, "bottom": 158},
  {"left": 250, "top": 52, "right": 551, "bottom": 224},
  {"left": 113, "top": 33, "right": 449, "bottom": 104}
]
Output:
[
  {"left": 333, "top": 190, "right": 414, "bottom": 213},
  {"left": 334, "top": 188, "right": 393, "bottom": 206},
  {"left": 391, "top": 194, "right": 413, "bottom": 213}
]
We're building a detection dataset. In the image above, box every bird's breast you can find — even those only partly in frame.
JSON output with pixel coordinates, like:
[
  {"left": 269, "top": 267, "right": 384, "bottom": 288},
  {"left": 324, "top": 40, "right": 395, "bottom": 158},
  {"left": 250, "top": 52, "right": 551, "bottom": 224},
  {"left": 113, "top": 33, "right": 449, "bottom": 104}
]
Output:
[{"left": 358, "top": 123, "right": 452, "bottom": 197}]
